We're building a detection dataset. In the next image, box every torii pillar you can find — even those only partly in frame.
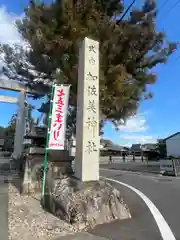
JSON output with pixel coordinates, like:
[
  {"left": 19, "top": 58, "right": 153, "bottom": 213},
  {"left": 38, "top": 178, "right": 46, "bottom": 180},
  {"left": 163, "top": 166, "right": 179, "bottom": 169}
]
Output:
[{"left": 13, "top": 91, "right": 27, "bottom": 160}]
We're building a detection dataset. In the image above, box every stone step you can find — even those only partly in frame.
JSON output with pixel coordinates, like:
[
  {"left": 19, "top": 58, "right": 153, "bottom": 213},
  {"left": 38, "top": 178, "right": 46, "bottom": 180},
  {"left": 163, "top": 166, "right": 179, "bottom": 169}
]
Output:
[{"left": 54, "top": 233, "right": 109, "bottom": 240}]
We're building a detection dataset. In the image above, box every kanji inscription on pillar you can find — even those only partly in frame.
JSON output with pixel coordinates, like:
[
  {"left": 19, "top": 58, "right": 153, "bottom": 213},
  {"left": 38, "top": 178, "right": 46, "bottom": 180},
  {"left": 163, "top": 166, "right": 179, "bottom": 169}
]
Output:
[{"left": 75, "top": 37, "right": 100, "bottom": 182}]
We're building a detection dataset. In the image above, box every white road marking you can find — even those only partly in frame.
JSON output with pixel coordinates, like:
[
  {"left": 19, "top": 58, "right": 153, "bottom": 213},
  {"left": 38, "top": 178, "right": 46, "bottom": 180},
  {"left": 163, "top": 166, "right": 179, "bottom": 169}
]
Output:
[{"left": 102, "top": 176, "right": 176, "bottom": 240}]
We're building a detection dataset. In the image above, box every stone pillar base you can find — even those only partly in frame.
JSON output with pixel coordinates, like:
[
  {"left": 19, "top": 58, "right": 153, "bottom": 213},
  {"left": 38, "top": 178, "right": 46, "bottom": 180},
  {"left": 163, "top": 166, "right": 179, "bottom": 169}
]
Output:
[
  {"left": 21, "top": 150, "right": 73, "bottom": 195},
  {"left": 21, "top": 181, "right": 42, "bottom": 195},
  {"left": 43, "top": 176, "right": 131, "bottom": 231}
]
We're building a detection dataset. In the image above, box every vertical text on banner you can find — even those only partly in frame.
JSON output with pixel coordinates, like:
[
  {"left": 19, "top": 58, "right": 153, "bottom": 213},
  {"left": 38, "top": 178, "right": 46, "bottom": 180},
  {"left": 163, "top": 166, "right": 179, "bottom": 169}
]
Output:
[{"left": 48, "top": 85, "right": 70, "bottom": 150}]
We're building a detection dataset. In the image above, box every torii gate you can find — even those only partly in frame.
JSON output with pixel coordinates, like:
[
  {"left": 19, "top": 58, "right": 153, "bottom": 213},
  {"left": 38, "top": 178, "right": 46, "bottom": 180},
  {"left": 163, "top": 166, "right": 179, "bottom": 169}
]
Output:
[{"left": 0, "top": 78, "right": 38, "bottom": 159}]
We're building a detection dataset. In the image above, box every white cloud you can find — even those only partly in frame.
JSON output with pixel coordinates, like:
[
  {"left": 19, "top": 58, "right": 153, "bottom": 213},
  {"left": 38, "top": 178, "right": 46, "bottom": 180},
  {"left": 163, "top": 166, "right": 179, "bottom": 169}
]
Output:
[
  {"left": 0, "top": 6, "right": 23, "bottom": 72},
  {"left": 113, "top": 111, "right": 157, "bottom": 145},
  {"left": 120, "top": 134, "right": 157, "bottom": 144},
  {"left": 0, "top": 6, "right": 22, "bottom": 45},
  {"left": 115, "top": 112, "right": 148, "bottom": 133}
]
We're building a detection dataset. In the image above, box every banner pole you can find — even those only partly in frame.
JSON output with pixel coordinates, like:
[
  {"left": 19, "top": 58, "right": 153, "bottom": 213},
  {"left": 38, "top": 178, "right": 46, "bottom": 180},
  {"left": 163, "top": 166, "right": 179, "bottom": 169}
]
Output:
[{"left": 41, "top": 85, "right": 54, "bottom": 202}]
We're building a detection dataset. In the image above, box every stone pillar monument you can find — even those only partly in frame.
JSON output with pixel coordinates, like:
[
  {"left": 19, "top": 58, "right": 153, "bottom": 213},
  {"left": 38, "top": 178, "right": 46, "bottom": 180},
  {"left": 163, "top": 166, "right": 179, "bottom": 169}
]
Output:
[
  {"left": 13, "top": 91, "right": 26, "bottom": 159},
  {"left": 75, "top": 37, "right": 99, "bottom": 182}
]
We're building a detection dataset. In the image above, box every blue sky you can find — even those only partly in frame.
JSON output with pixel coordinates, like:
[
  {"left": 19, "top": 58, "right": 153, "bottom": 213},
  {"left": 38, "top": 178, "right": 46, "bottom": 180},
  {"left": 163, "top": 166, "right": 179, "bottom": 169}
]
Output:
[{"left": 0, "top": 0, "right": 180, "bottom": 146}]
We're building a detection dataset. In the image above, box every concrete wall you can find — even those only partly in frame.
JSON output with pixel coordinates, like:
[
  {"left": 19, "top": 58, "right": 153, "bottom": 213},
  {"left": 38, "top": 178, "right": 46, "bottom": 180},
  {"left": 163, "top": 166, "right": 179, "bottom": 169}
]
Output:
[{"left": 166, "top": 134, "right": 180, "bottom": 157}]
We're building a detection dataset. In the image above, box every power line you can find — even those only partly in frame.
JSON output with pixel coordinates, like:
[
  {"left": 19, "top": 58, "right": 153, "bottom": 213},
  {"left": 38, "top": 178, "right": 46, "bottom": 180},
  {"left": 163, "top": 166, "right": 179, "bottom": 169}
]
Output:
[
  {"left": 155, "top": 0, "right": 180, "bottom": 61},
  {"left": 158, "top": 0, "right": 180, "bottom": 21},
  {"left": 117, "top": 0, "right": 180, "bottom": 61},
  {"left": 167, "top": 0, "right": 180, "bottom": 13},
  {"left": 157, "top": 0, "right": 170, "bottom": 15},
  {"left": 116, "top": 0, "right": 136, "bottom": 24},
  {"left": 117, "top": 0, "right": 177, "bottom": 26}
]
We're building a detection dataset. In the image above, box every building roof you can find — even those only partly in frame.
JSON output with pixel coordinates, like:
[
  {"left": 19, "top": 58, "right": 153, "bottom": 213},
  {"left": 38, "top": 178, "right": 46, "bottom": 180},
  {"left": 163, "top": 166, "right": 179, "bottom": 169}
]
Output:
[
  {"left": 131, "top": 144, "right": 141, "bottom": 151},
  {"left": 164, "top": 132, "right": 180, "bottom": 141},
  {"left": 24, "top": 126, "right": 46, "bottom": 139},
  {"left": 106, "top": 145, "right": 127, "bottom": 152},
  {"left": 141, "top": 143, "right": 157, "bottom": 151},
  {"left": 131, "top": 143, "right": 157, "bottom": 152}
]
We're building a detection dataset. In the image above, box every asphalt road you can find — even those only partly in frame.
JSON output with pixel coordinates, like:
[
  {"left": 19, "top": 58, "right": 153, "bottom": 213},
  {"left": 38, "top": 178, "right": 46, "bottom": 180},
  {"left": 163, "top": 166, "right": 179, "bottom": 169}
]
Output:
[{"left": 88, "top": 168, "right": 180, "bottom": 240}]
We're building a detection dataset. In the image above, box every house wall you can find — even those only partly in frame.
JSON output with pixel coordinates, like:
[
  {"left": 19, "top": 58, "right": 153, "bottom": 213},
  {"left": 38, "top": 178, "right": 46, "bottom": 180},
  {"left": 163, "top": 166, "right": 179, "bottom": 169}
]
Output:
[{"left": 166, "top": 134, "right": 180, "bottom": 157}]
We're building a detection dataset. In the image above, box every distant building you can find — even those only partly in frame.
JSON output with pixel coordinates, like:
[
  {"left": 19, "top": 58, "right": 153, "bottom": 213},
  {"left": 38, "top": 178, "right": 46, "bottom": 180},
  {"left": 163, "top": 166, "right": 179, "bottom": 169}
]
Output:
[
  {"left": 157, "top": 139, "right": 167, "bottom": 158},
  {"left": 131, "top": 144, "right": 142, "bottom": 156},
  {"left": 131, "top": 143, "right": 158, "bottom": 160},
  {"left": 164, "top": 132, "right": 180, "bottom": 158},
  {"left": 0, "top": 138, "right": 4, "bottom": 150},
  {"left": 101, "top": 145, "right": 129, "bottom": 156},
  {"left": 141, "top": 143, "right": 157, "bottom": 152},
  {"left": 0, "top": 127, "right": 5, "bottom": 150}
]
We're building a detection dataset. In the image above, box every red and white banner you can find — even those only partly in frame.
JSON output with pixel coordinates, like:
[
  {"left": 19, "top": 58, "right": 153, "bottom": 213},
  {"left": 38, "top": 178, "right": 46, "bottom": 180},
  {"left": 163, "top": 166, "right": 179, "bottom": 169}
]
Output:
[{"left": 48, "top": 85, "right": 70, "bottom": 150}]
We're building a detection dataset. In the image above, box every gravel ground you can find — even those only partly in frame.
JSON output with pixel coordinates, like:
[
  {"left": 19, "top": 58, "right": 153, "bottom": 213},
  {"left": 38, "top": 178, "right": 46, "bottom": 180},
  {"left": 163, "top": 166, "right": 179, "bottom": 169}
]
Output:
[{"left": 8, "top": 183, "right": 76, "bottom": 240}]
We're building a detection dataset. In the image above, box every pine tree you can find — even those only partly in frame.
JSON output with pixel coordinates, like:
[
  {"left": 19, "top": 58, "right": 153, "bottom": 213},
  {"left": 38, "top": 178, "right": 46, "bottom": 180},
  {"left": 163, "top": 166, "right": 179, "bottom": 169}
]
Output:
[
  {"left": 100, "top": 139, "right": 114, "bottom": 147},
  {"left": 0, "top": 0, "right": 177, "bottom": 133}
]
